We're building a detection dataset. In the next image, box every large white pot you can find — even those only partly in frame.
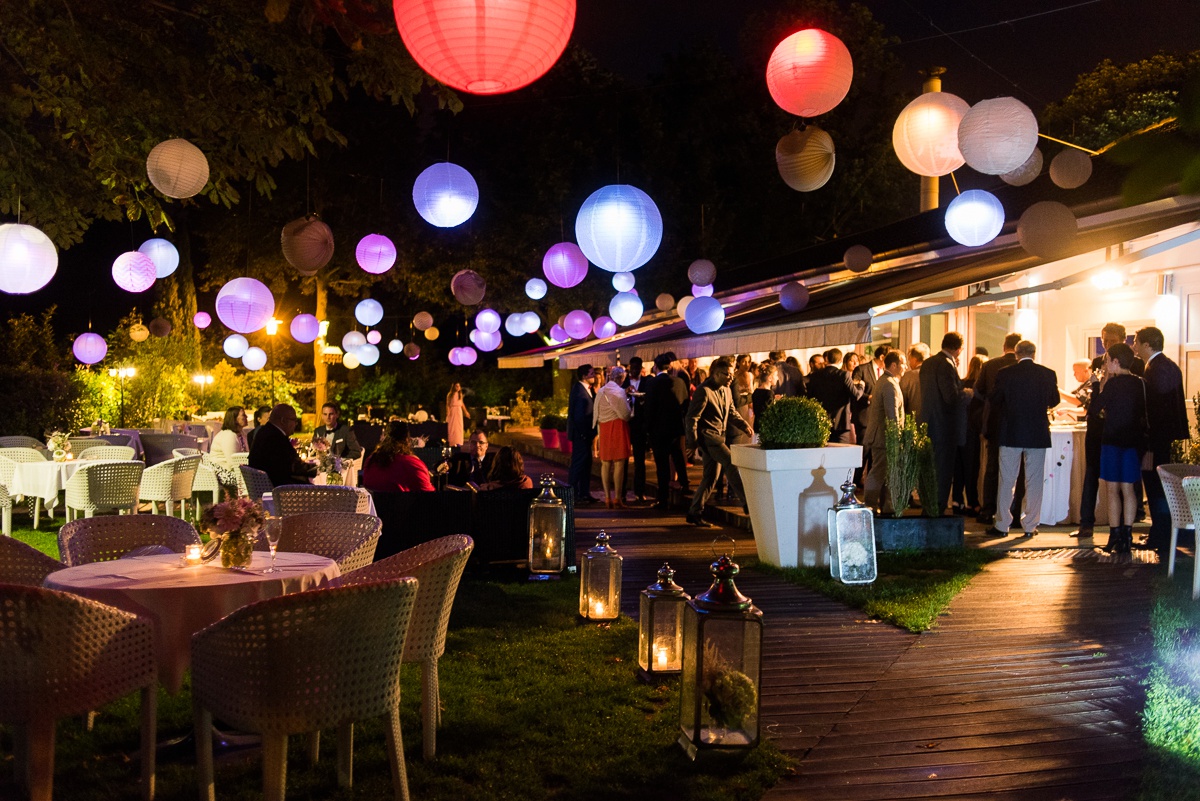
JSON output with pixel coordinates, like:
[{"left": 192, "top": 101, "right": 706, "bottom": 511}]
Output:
[{"left": 731, "top": 443, "right": 863, "bottom": 568}]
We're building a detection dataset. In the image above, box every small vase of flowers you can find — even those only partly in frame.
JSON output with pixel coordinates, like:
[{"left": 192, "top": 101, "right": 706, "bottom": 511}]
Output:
[
  {"left": 47, "top": 431, "right": 70, "bottom": 462},
  {"left": 200, "top": 495, "right": 265, "bottom": 569},
  {"left": 310, "top": 438, "right": 345, "bottom": 485}
]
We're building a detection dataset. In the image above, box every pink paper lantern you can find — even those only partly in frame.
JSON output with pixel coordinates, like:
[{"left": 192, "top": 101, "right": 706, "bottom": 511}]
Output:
[
  {"left": 448, "top": 347, "right": 462, "bottom": 365},
  {"left": 193, "top": 312, "right": 212, "bottom": 329},
  {"left": 766, "top": 29, "right": 854, "bottom": 118},
  {"left": 366, "top": 330, "right": 382, "bottom": 345},
  {"left": 548, "top": 324, "right": 571, "bottom": 344},
  {"left": 542, "top": 242, "right": 588, "bottom": 288},
  {"left": 111, "top": 251, "right": 157, "bottom": 293},
  {"left": 290, "top": 314, "right": 320, "bottom": 343},
  {"left": 459, "top": 346, "right": 478, "bottom": 366},
  {"left": 592, "top": 316, "right": 617, "bottom": 339},
  {"left": 72, "top": 333, "right": 107, "bottom": 365},
  {"left": 476, "top": 308, "right": 502, "bottom": 334},
  {"left": 356, "top": 233, "right": 397, "bottom": 274},
  {"left": 563, "top": 309, "right": 593, "bottom": 340},
  {"left": 215, "top": 277, "right": 275, "bottom": 334},
  {"left": 692, "top": 284, "right": 714, "bottom": 297}
]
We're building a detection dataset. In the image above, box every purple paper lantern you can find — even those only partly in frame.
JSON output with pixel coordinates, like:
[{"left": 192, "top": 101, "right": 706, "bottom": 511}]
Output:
[
  {"left": 692, "top": 284, "right": 714, "bottom": 297},
  {"left": 542, "top": 242, "right": 588, "bottom": 288},
  {"left": 459, "top": 346, "right": 478, "bottom": 366},
  {"left": 549, "top": 324, "right": 571, "bottom": 344},
  {"left": 451, "top": 269, "right": 487, "bottom": 306},
  {"left": 72, "top": 333, "right": 108, "bottom": 365},
  {"left": 592, "top": 316, "right": 617, "bottom": 339},
  {"left": 112, "top": 251, "right": 157, "bottom": 293},
  {"left": 476, "top": 329, "right": 502, "bottom": 352},
  {"left": 476, "top": 308, "right": 502, "bottom": 334},
  {"left": 563, "top": 309, "right": 593, "bottom": 340},
  {"left": 366, "top": 330, "right": 382, "bottom": 345},
  {"left": 215, "top": 277, "right": 275, "bottom": 333},
  {"left": 193, "top": 311, "right": 212, "bottom": 329},
  {"left": 356, "top": 233, "right": 397, "bottom": 275},
  {"left": 290, "top": 314, "right": 320, "bottom": 343},
  {"left": 448, "top": 347, "right": 462, "bottom": 365}
]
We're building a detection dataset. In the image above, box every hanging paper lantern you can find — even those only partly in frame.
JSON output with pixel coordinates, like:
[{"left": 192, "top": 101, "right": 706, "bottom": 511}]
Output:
[
  {"left": 450, "top": 269, "right": 487, "bottom": 306},
  {"left": 413, "top": 163, "right": 479, "bottom": 228},
  {"left": 288, "top": 314, "right": 318, "bottom": 343},
  {"left": 592, "top": 316, "right": 618, "bottom": 339},
  {"left": 112, "top": 251, "right": 157, "bottom": 293},
  {"left": 563, "top": 310, "right": 593, "bottom": 340},
  {"left": 775, "top": 127, "right": 837, "bottom": 191},
  {"left": 1018, "top": 201, "right": 1078, "bottom": 259},
  {"left": 468, "top": 329, "right": 479, "bottom": 346},
  {"left": 146, "top": 138, "right": 209, "bottom": 199},
  {"left": 765, "top": 29, "right": 854, "bottom": 118},
  {"left": 343, "top": 352, "right": 361, "bottom": 370},
  {"left": 223, "top": 334, "right": 249, "bottom": 359},
  {"left": 215, "top": 277, "right": 274, "bottom": 333},
  {"left": 193, "top": 311, "right": 212, "bottom": 329},
  {"left": 281, "top": 215, "right": 335, "bottom": 276},
  {"left": 413, "top": 311, "right": 434, "bottom": 331},
  {"left": 610, "top": 272, "right": 634, "bottom": 292},
  {"left": 505, "top": 313, "right": 525, "bottom": 337},
  {"left": 476, "top": 308, "right": 502, "bottom": 334},
  {"left": 0, "top": 223, "right": 57, "bottom": 294},
  {"left": 356, "top": 233, "right": 397, "bottom": 275},
  {"left": 138, "top": 238, "right": 180, "bottom": 278},
  {"left": 521, "top": 311, "right": 541, "bottom": 334},
  {"left": 575, "top": 185, "right": 663, "bottom": 273},
  {"left": 542, "top": 242, "right": 589, "bottom": 288},
  {"left": 149, "top": 318, "right": 172, "bottom": 338},
  {"left": 780, "top": 282, "right": 810, "bottom": 312},
  {"left": 476, "top": 330, "right": 502, "bottom": 352},
  {"left": 366, "top": 330, "right": 382, "bottom": 345},
  {"left": 342, "top": 331, "right": 367, "bottom": 351},
  {"left": 72, "top": 333, "right": 108, "bottom": 365},
  {"left": 1050, "top": 149, "right": 1093, "bottom": 189},
  {"left": 388, "top": 339, "right": 403, "bottom": 354},
  {"left": 459, "top": 346, "right": 478, "bottom": 366},
  {"left": 892, "top": 92, "right": 970, "bottom": 177},
  {"left": 130, "top": 324, "right": 150, "bottom": 343},
  {"left": 843, "top": 245, "right": 873, "bottom": 273},
  {"left": 655, "top": 293, "right": 675, "bottom": 312},
  {"left": 687, "top": 259, "right": 717, "bottom": 286},
  {"left": 676, "top": 295, "right": 695, "bottom": 320},
  {"left": 945, "top": 190, "right": 1005, "bottom": 247},
  {"left": 609, "top": 292, "right": 644, "bottom": 327},
  {"left": 355, "top": 299, "right": 384, "bottom": 327},
  {"left": 692, "top": 284, "right": 714, "bottom": 298},
  {"left": 392, "top": 0, "right": 575, "bottom": 95},
  {"left": 957, "top": 97, "right": 1039, "bottom": 176},
  {"left": 1001, "top": 147, "right": 1043, "bottom": 186},
  {"left": 242, "top": 347, "right": 267, "bottom": 372},
  {"left": 448, "top": 348, "right": 462, "bottom": 366},
  {"left": 526, "top": 277, "right": 548, "bottom": 299},
  {"left": 425, "top": 326, "right": 440, "bottom": 341},
  {"left": 685, "top": 296, "right": 725, "bottom": 334},
  {"left": 356, "top": 343, "right": 381, "bottom": 366},
  {"left": 548, "top": 324, "right": 571, "bottom": 344},
  {"left": 403, "top": 342, "right": 420, "bottom": 358}
]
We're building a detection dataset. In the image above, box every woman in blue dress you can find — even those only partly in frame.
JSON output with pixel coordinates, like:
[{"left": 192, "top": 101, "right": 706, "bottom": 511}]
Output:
[{"left": 1092, "top": 342, "right": 1148, "bottom": 554}]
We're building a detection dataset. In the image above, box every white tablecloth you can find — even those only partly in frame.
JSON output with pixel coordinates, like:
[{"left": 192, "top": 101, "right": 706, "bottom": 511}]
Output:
[
  {"left": 8, "top": 458, "right": 129, "bottom": 507},
  {"left": 45, "top": 551, "right": 340, "bottom": 693},
  {"left": 261, "top": 487, "right": 376, "bottom": 516},
  {"left": 1040, "top": 428, "right": 1075, "bottom": 525}
]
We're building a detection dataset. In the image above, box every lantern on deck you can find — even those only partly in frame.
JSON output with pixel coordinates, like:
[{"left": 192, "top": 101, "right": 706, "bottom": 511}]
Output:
[
  {"left": 527, "top": 475, "right": 567, "bottom": 576},
  {"left": 579, "top": 530, "right": 622, "bottom": 621},
  {"left": 827, "top": 477, "right": 877, "bottom": 584},
  {"left": 679, "top": 552, "right": 763, "bottom": 759},
  {"left": 639, "top": 563, "right": 690, "bottom": 679}
]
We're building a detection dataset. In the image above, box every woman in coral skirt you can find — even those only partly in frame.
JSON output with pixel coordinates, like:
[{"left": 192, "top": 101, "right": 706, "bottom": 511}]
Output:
[{"left": 592, "top": 365, "right": 632, "bottom": 508}]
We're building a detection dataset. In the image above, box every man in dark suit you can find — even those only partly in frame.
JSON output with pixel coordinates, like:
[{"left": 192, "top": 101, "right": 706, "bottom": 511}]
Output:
[
  {"left": 445, "top": 429, "right": 496, "bottom": 487},
  {"left": 248, "top": 404, "right": 318, "bottom": 487},
  {"left": 1135, "top": 326, "right": 1189, "bottom": 551},
  {"left": 807, "top": 348, "right": 864, "bottom": 444},
  {"left": 623, "top": 357, "right": 649, "bottom": 502},
  {"left": 643, "top": 352, "right": 691, "bottom": 509},
  {"left": 983, "top": 341, "right": 1059, "bottom": 538},
  {"left": 919, "top": 332, "right": 972, "bottom": 513},
  {"left": 310, "top": 403, "right": 364, "bottom": 459},
  {"left": 684, "top": 357, "right": 752, "bottom": 527},
  {"left": 852, "top": 345, "right": 888, "bottom": 482},
  {"left": 769, "top": 351, "right": 805, "bottom": 397},
  {"left": 567, "top": 364, "right": 598, "bottom": 503},
  {"left": 974, "top": 332, "right": 1021, "bottom": 523}
]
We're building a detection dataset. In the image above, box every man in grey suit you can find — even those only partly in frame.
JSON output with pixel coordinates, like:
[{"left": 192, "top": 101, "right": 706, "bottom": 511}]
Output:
[
  {"left": 899, "top": 342, "right": 929, "bottom": 420},
  {"left": 863, "top": 351, "right": 905, "bottom": 513},
  {"left": 685, "top": 357, "right": 752, "bottom": 527},
  {"left": 919, "top": 332, "right": 972, "bottom": 513}
]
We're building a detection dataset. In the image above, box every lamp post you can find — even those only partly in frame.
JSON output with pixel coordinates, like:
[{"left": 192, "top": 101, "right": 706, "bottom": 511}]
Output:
[
  {"left": 108, "top": 366, "right": 135, "bottom": 427},
  {"left": 192, "top": 373, "right": 214, "bottom": 413},
  {"left": 265, "top": 317, "right": 280, "bottom": 405}
]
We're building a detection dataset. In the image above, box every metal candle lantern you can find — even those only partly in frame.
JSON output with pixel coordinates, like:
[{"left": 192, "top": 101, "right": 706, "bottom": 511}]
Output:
[
  {"left": 578, "top": 531, "right": 622, "bottom": 621},
  {"left": 639, "top": 564, "right": 690, "bottom": 679},
  {"left": 528, "top": 475, "right": 567, "bottom": 577},
  {"left": 679, "top": 552, "right": 762, "bottom": 759},
  {"left": 827, "top": 477, "right": 877, "bottom": 585}
]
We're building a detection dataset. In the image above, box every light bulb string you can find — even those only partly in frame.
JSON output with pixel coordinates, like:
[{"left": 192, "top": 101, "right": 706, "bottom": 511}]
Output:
[
  {"left": 950, "top": 171, "right": 961, "bottom": 196},
  {"left": 1037, "top": 133, "right": 1100, "bottom": 156}
]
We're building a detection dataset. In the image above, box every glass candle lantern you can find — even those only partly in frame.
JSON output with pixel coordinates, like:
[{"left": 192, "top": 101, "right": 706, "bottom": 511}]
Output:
[
  {"left": 579, "top": 530, "right": 622, "bottom": 621},
  {"left": 827, "top": 477, "right": 877, "bottom": 585},
  {"left": 528, "top": 475, "right": 567, "bottom": 576},
  {"left": 639, "top": 563, "right": 689, "bottom": 678},
  {"left": 679, "top": 553, "right": 763, "bottom": 759}
]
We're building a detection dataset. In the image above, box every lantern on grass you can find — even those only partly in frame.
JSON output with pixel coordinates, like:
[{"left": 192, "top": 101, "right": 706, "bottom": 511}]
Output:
[
  {"left": 290, "top": 314, "right": 320, "bottom": 343},
  {"left": 130, "top": 324, "right": 150, "bottom": 343},
  {"left": 639, "top": 563, "right": 690, "bottom": 679},
  {"left": 138, "top": 238, "right": 179, "bottom": 278},
  {"left": 957, "top": 97, "right": 1039, "bottom": 176},
  {"left": 775, "top": 127, "right": 836, "bottom": 191},
  {"left": 281, "top": 215, "right": 335, "bottom": 276},
  {"left": 366, "top": 330, "right": 382, "bottom": 345},
  {"left": 112, "top": 252, "right": 157, "bottom": 293},
  {"left": 223, "top": 334, "right": 249, "bottom": 359},
  {"left": 0, "top": 223, "right": 58, "bottom": 294},
  {"left": 543, "top": 242, "right": 588, "bottom": 288},
  {"left": 355, "top": 233, "right": 397, "bottom": 274},
  {"left": 242, "top": 347, "right": 267, "bottom": 371},
  {"left": 413, "top": 163, "right": 479, "bottom": 228},
  {"left": 827, "top": 477, "right": 877, "bottom": 584},
  {"left": 575, "top": 184, "right": 663, "bottom": 273},
  {"left": 579, "top": 531, "right": 622, "bottom": 621},
  {"left": 678, "top": 552, "right": 762, "bottom": 759},
  {"left": 527, "top": 475, "right": 567, "bottom": 577},
  {"left": 72, "top": 333, "right": 108, "bottom": 365},
  {"left": 193, "top": 311, "right": 212, "bottom": 329},
  {"left": 765, "top": 29, "right": 853, "bottom": 118},
  {"left": 216, "top": 277, "right": 274, "bottom": 333},
  {"left": 526, "top": 277, "right": 548, "bottom": 300},
  {"left": 146, "top": 138, "right": 209, "bottom": 199},
  {"left": 945, "top": 189, "right": 1005, "bottom": 248}
]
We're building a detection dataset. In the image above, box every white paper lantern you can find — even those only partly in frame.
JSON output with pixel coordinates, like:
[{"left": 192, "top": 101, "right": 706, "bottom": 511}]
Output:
[
  {"left": 612, "top": 272, "right": 635, "bottom": 292},
  {"left": 1050, "top": 149, "right": 1093, "bottom": 189},
  {"left": 352, "top": 299, "right": 383, "bottom": 327},
  {"left": 575, "top": 184, "right": 663, "bottom": 273},
  {"left": 892, "top": 92, "right": 969, "bottom": 177},
  {"left": 843, "top": 244, "right": 873, "bottom": 273},
  {"left": 685, "top": 296, "right": 724, "bottom": 334},
  {"left": 388, "top": 338, "right": 403, "bottom": 354},
  {"left": 193, "top": 312, "right": 212, "bottom": 329},
  {"left": 505, "top": 313, "right": 525, "bottom": 336},
  {"left": 242, "top": 347, "right": 267, "bottom": 371},
  {"left": 548, "top": 324, "right": 571, "bottom": 344},
  {"left": 223, "top": 334, "right": 249, "bottom": 359},
  {"left": 677, "top": 295, "right": 694, "bottom": 319},
  {"left": 403, "top": 342, "right": 420, "bottom": 358},
  {"left": 765, "top": 28, "right": 853, "bottom": 117},
  {"left": 342, "top": 331, "right": 367, "bottom": 351},
  {"left": 215, "top": 277, "right": 274, "bottom": 333},
  {"left": 356, "top": 233, "right": 397, "bottom": 275},
  {"left": 521, "top": 311, "right": 541, "bottom": 333},
  {"left": 413, "top": 162, "right": 479, "bottom": 228},
  {"left": 459, "top": 346, "right": 478, "bottom": 366},
  {"left": 1018, "top": 201, "right": 1078, "bottom": 259},
  {"left": 130, "top": 324, "right": 150, "bottom": 343},
  {"left": 413, "top": 311, "right": 434, "bottom": 331},
  {"left": 366, "top": 330, "right": 382, "bottom": 345},
  {"left": 281, "top": 215, "right": 335, "bottom": 276},
  {"left": 112, "top": 251, "right": 157, "bottom": 293},
  {"left": 957, "top": 97, "right": 1039, "bottom": 176},
  {"left": 687, "top": 259, "right": 717, "bottom": 286},
  {"left": 592, "top": 315, "right": 618, "bottom": 339},
  {"left": 775, "top": 127, "right": 836, "bottom": 191},
  {"left": 425, "top": 326, "right": 440, "bottom": 341},
  {"left": 0, "top": 223, "right": 58, "bottom": 294},
  {"left": 138, "top": 238, "right": 180, "bottom": 278},
  {"left": 343, "top": 352, "right": 361, "bottom": 369},
  {"left": 475, "top": 330, "right": 502, "bottom": 352},
  {"left": 525, "top": 277, "right": 548, "bottom": 299},
  {"left": 1001, "top": 147, "right": 1043, "bottom": 186},
  {"left": 945, "top": 190, "right": 1005, "bottom": 247},
  {"left": 356, "top": 343, "right": 380, "bottom": 366},
  {"left": 655, "top": 293, "right": 675, "bottom": 312},
  {"left": 563, "top": 310, "right": 593, "bottom": 340},
  {"left": 146, "top": 138, "right": 209, "bottom": 199},
  {"left": 72, "top": 333, "right": 108, "bottom": 365},
  {"left": 780, "top": 282, "right": 810, "bottom": 312},
  {"left": 476, "top": 308, "right": 502, "bottom": 334},
  {"left": 451, "top": 269, "right": 487, "bottom": 306},
  {"left": 692, "top": 283, "right": 714, "bottom": 298}
]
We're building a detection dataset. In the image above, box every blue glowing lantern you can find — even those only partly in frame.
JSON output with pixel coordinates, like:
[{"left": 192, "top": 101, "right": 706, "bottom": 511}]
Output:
[
  {"left": 72, "top": 333, "right": 108, "bottom": 365},
  {"left": 138, "top": 238, "right": 180, "bottom": 278},
  {"left": 355, "top": 299, "right": 384, "bottom": 327},
  {"left": 526, "top": 277, "right": 548, "bottom": 299},
  {"left": 612, "top": 272, "right": 635, "bottom": 292},
  {"left": 413, "top": 162, "right": 479, "bottom": 228},
  {"left": 342, "top": 331, "right": 367, "bottom": 351},
  {"left": 522, "top": 312, "right": 541, "bottom": 333},
  {"left": 505, "top": 313, "right": 525, "bottom": 336},
  {"left": 356, "top": 343, "right": 380, "bottom": 366},
  {"left": 945, "top": 189, "right": 1005, "bottom": 247},
  {"left": 543, "top": 242, "right": 588, "bottom": 288},
  {"left": 685, "top": 296, "right": 725, "bottom": 334},
  {"left": 609, "top": 292, "right": 644, "bottom": 327},
  {"left": 575, "top": 184, "right": 663, "bottom": 273},
  {"left": 476, "top": 308, "right": 502, "bottom": 334}
]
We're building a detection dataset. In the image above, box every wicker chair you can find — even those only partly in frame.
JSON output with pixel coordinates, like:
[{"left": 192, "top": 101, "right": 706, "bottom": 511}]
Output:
[
  {"left": 0, "top": 436, "right": 46, "bottom": 451},
  {"left": 0, "top": 536, "right": 63, "bottom": 585},
  {"left": 269, "top": 512, "right": 382, "bottom": 573},
  {"left": 240, "top": 466, "right": 273, "bottom": 500},
  {"left": 99, "top": 433, "right": 133, "bottom": 448},
  {"left": 77, "top": 445, "right": 137, "bottom": 461},
  {"left": 0, "top": 585, "right": 157, "bottom": 801},
  {"left": 140, "top": 433, "right": 199, "bottom": 466},
  {"left": 0, "top": 447, "right": 57, "bottom": 528},
  {"left": 58, "top": 514, "right": 201, "bottom": 567},
  {"left": 139, "top": 455, "right": 201, "bottom": 517},
  {"left": 1158, "top": 464, "right": 1200, "bottom": 578},
  {"left": 68, "top": 436, "right": 110, "bottom": 454},
  {"left": 342, "top": 534, "right": 473, "bottom": 760},
  {"left": 1178, "top": 477, "right": 1200, "bottom": 599},
  {"left": 64, "top": 460, "right": 145, "bottom": 521},
  {"left": 0, "top": 483, "right": 11, "bottom": 537},
  {"left": 272, "top": 484, "right": 362, "bottom": 516},
  {"left": 191, "top": 579, "right": 419, "bottom": 801},
  {"left": 172, "top": 447, "right": 202, "bottom": 458}
]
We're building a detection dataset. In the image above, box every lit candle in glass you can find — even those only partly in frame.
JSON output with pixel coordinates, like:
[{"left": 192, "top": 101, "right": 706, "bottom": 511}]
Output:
[
  {"left": 592, "top": 600, "right": 605, "bottom": 618},
  {"left": 186, "top": 544, "right": 202, "bottom": 565},
  {"left": 655, "top": 643, "right": 668, "bottom": 669}
]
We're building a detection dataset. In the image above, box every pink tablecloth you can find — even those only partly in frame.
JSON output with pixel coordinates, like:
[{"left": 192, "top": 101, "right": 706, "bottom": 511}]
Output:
[{"left": 45, "top": 551, "right": 340, "bottom": 693}]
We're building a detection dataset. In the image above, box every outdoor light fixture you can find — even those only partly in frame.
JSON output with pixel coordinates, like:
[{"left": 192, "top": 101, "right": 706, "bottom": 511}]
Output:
[
  {"left": 108, "top": 367, "right": 136, "bottom": 428},
  {"left": 827, "top": 476, "right": 877, "bottom": 584},
  {"left": 679, "top": 549, "right": 762, "bottom": 759},
  {"left": 638, "top": 563, "right": 690, "bottom": 679},
  {"left": 528, "top": 475, "right": 567, "bottom": 578},
  {"left": 579, "top": 531, "right": 622, "bottom": 622},
  {"left": 193, "top": 373, "right": 214, "bottom": 410}
]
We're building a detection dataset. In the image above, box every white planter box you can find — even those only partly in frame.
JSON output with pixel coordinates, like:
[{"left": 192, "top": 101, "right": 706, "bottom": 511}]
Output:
[{"left": 731, "top": 443, "right": 863, "bottom": 568}]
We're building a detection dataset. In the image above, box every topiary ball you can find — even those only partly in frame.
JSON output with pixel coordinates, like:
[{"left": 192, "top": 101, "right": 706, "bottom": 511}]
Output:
[{"left": 755, "top": 396, "right": 831, "bottom": 449}]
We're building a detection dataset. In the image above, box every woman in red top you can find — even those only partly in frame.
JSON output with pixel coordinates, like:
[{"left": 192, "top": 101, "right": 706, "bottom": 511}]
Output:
[{"left": 362, "top": 421, "right": 435, "bottom": 492}]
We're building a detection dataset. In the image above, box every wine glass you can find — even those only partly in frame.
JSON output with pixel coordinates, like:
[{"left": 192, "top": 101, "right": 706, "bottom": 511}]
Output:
[{"left": 263, "top": 516, "right": 282, "bottom": 574}]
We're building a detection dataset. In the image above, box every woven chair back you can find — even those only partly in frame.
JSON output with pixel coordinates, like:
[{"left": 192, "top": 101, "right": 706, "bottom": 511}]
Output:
[
  {"left": 0, "top": 536, "right": 63, "bottom": 586},
  {"left": 273, "top": 484, "right": 361, "bottom": 516},
  {"left": 65, "top": 460, "right": 144, "bottom": 515},
  {"left": 99, "top": 433, "right": 133, "bottom": 447},
  {"left": 0, "top": 436, "right": 45, "bottom": 450},
  {"left": 59, "top": 513, "right": 200, "bottom": 566},
  {"left": 279, "top": 512, "right": 382, "bottom": 573},
  {"left": 1158, "top": 464, "right": 1200, "bottom": 528},
  {"left": 140, "top": 433, "right": 200, "bottom": 465},
  {"left": 77, "top": 445, "right": 136, "bottom": 461},
  {"left": 240, "top": 465, "right": 273, "bottom": 500},
  {"left": 172, "top": 447, "right": 201, "bottom": 458},
  {"left": 68, "top": 437, "right": 108, "bottom": 454}
]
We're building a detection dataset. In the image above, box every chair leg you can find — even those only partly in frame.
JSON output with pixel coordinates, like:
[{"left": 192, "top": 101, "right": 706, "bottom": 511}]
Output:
[
  {"left": 1193, "top": 550, "right": 1200, "bottom": 601},
  {"left": 2, "top": 505, "right": 10, "bottom": 536},
  {"left": 33, "top": 498, "right": 41, "bottom": 529},
  {"left": 194, "top": 705, "right": 215, "bottom": 801},
  {"left": 1168, "top": 523, "right": 1179, "bottom": 577},
  {"left": 25, "top": 716, "right": 55, "bottom": 801},
  {"left": 384, "top": 707, "right": 410, "bottom": 801},
  {"left": 336, "top": 723, "right": 354, "bottom": 788},
  {"left": 262, "top": 734, "right": 289, "bottom": 801},
  {"left": 422, "top": 659, "right": 439, "bottom": 761},
  {"left": 141, "top": 684, "right": 157, "bottom": 801},
  {"left": 306, "top": 731, "right": 320, "bottom": 767}
]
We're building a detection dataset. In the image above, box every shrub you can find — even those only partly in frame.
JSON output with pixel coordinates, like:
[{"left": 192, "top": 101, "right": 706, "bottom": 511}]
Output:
[
  {"left": 554, "top": 415, "right": 568, "bottom": 433},
  {"left": 539, "top": 413, "right": 563, "bottom": 430},
  {"left": 756, "top": 396, "right": 831, "bottom": 449}
]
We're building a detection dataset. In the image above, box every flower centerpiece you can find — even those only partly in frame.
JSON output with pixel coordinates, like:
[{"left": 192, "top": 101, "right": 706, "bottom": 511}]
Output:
[
  {"left": 200, "top": 495, "right": 265, "bottom": 569},
  {"left": 309, "top": 438, "right": 345, "bottom": 484},
  {"left": 46, "top": 431, "right": 70, "bottom": 462}
]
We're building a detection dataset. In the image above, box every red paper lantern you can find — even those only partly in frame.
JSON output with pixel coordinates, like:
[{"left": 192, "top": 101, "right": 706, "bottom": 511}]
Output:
[
  {"left": 393, "top": 0, "right": 576, "bottom": 95},
  {"left": 766, "top": 29, "right": 853, "bottom": 118}
]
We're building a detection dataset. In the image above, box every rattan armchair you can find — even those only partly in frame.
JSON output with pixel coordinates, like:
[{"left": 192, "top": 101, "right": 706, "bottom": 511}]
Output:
[
  {"left": 68, "top": 436, "right": 109, "bottom": 454},
  {"left": 342, "top": 534, "right": 473, "bottom": 760},
  {"left": 271, "top": 512, "right": 382, "bottom": 573},
  {"left": 138, "top": 455, "right": 201, "bottom": 517},
  {"left": 0, "top": 447, "right": 55, "bottom": 528},
  {"left": 77, "top": 445, "right": 137, "bottom": 461},
  {"left": 172, "top": 447, "right": 201, "bottom": 458},
  {"left": 1178, "top": 477, "right": 1200, "bottom": 600},
  {"left": 0, "top": 436, "right": 46, "bottom": 451},
  {"left": 0, "top": 483, "right": 10, "bottom": 537},
  {"left": 191, "top": 579, "right": 419, "bottom": 801},
  {"left": 0, "top": 585, "right": 157, "bottom": 801},
  {"left": 58, "top": 514, "right": 200, "bottom": 566},
  {"left": 64, "top": 460, "right": 144, "bottom": 521},
  {"left": 0, "top": 536, "right": 63, "bottom": 585},
  {"left": 1157, "top": 464, "right": 1200, "bottom": 578},
  {"left": 273, "top": 484, "right": 362, "bottom": 516},
  {"left": 240, "top": 465, "right": 273, "bottom": 500}
]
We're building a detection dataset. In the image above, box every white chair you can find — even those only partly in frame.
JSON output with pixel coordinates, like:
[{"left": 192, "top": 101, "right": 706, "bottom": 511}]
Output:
[
  {"left": 139, "top": 455, "right": 201, "bottom": 517},
  {"left": 240, "top": 465, "right": 273, "bottom": 501},
  {"left": 0, "top": 436, "right": 46, "bottom": 451},
  {"left": 77, "top": 445, "right": 137, "bottom": 461},
  {"left": 1178, "top": 477, "right": 1200, "bottom": 599},
  {"left": 1158, "top": 464, "right": 1200, "bottom": 578},
  {"left": 0, "top": 483, "right": 11, "bottom": 537},
  {"left": 58, "top": 514, "right": 200, "bottom": 566},
  {"left": 68, "top": 436, "right": 109, "bottom": 454},
  {"left": 64, "top": 461, "right": 144, "bottom": 521},
  {"left": 172, "top": 447, "right": 201, "bottom": 458},
  {"left": 273, "top": 485, "right": 361, "bottom": 516},
  {"left": 0, "top": 447, "right": 57, "bottom": 527},
  {"left": 270, "top": 512, "right": 382, "bottom": 573}
]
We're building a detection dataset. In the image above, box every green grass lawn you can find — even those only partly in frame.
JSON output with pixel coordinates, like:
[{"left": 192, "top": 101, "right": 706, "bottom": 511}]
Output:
[{"left": 753, "top": 548, "right": 1004, "bottom": 633}]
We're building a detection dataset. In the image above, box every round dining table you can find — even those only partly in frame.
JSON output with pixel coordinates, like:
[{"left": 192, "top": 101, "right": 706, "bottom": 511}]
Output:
[
  {"left": 8, "top": 458, "right": 130, "bottom": 527},
  {"left": 45, "top": 551, "right": 340, "bottom": 693}
]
